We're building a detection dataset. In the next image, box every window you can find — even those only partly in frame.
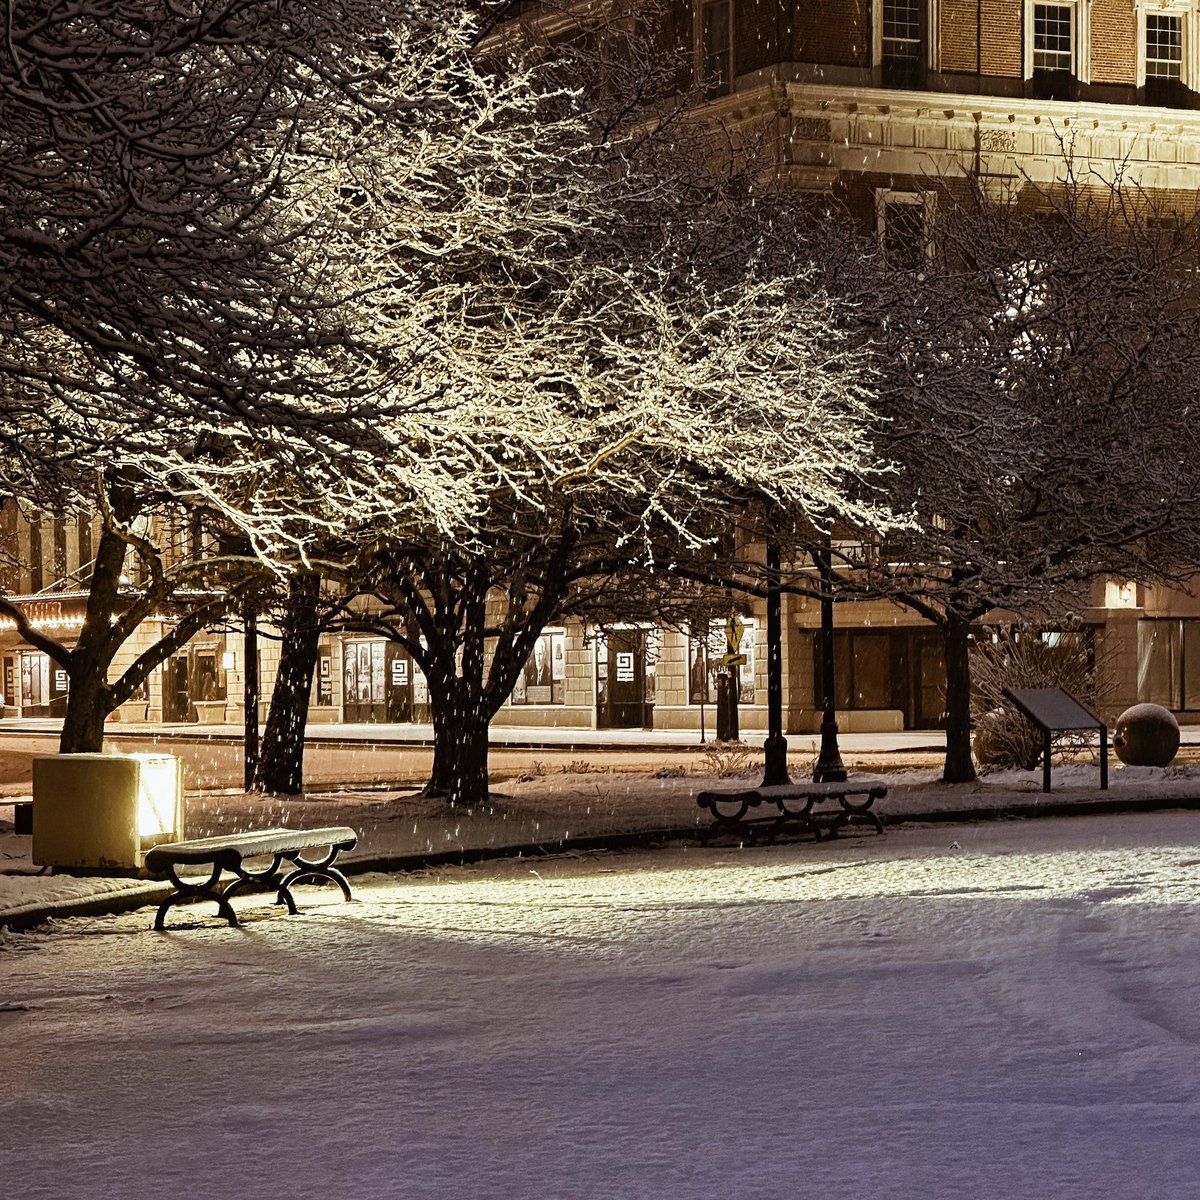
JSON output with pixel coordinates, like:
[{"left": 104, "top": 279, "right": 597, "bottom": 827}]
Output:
[
  {"left": 1143, "top": 7, "right": 1190, "bottom": 105},
  {"left": 1026, "top": 0, "right": 1087, "bottom": 97},
  {"left": 511, "top": 629, "right": 566, "bottom": 705},
  {"left": 698, "top": 1, "right": 732, "bottom": 99},
  {"left": 1138, "top": 619, "right": 1200, "bottom": 709},
  {"left": 1033, "top": 3, "right": 1073, "bottom": 73},
  {"left": 1146, "top": 13, "right": 1183, "bottom": 79},
  {"left": 191, "top": 649, "right": 227, "bottom": 703},
  {"left": 76, "top": 515, "right": 92, "bottom": 581},
  {"left": 876, "top": 190, "right": 934, "bottom": 269},
  {"left": 28, "top": 519, "right": 43, "bottom": 594},
  {"left": 881, "top": 0, "right": 925, "bottom": 87},
  {"left": 52, "top": 518, "right": 67, "bottom": 583},
  {"left": 689, "top": 620, "right": 756, "bottom": 705},
  {"left": 0, "top": 503, "right": 18, "bottom": 594}
]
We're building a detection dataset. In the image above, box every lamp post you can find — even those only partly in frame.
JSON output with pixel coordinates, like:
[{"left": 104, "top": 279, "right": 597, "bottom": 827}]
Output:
[
  {"left": 243, "top": 601, "right": 259, "bottom": 791},
  {"left": 813, "top": 531, "right": 847, "bottom": 783},
  {"left": 762, "top": 537, "right": 790, "bottom": 785}
]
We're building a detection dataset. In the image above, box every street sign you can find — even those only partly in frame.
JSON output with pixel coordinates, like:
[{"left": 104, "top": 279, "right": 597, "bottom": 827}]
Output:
[
  {"left": 725, "top": 615, "right": 745, "bottom": 654},
  {"left": 722, "top": 653, "right": 747, "bottom": 667}
]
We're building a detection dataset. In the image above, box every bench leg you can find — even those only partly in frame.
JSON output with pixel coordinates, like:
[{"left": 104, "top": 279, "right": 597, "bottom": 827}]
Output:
[
  {"left": 277, "top": 848, "right": 354, "bottom": 911},
  {"left": 824, "top": 791, "right": 886, "bottom": 838},
  {"left": 221, "top": 854, "right": 298, "bottom": 914},
  {"left": 154, "top": 865, "right": 239, "bottom": 931}
]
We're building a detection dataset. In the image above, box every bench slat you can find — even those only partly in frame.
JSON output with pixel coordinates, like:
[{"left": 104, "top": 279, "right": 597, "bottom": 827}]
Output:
[
  {"left": 144, "top": 826, "right": 357, "bottom": 873},
  {"left": 697, "top": 778, "right": 888, "bottom": 807}
]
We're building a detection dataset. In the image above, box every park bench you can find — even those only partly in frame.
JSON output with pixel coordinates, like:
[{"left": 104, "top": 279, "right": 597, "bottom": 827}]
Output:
[
  {"left": 697, "top": 778, "right": 888, "bottom": 843},
  {"left": 143, "top": 825, "right": 358, "bottom": 931}
]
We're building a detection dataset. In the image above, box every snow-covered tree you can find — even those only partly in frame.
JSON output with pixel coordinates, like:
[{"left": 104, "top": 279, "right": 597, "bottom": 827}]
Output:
[
  {"left": 823, "top": 176, "right": 1200, "bottom": 782},
  {"left": 0, "top": 1, "right": 613, "bottom": 753},
  {"left": 290, "top": 5, "right": 900, "bottom": 807}
]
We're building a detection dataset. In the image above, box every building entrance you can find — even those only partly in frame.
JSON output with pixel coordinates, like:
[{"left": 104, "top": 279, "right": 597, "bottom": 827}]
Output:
[
  {"left": 343, "top": 641, "right": 424, "bottom": 724},
  {"left": 596, "top": 630, "right": 655, "bottom": 729},
  {"left": 17, "top": 650, "right": 68, "bottom": 717}
]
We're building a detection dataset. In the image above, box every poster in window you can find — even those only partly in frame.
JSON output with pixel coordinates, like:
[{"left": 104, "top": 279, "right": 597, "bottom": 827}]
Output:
[
  {"left": 371, "top": 642, "right": 386, "bottom": 702},
  {"left": 616, "top": 651, "right": 635, "bottom": 683},
  {"left": 690, "top": 622, "right": 754, "bottom": 704},
  {"left": 357, "top": 644, "right": 372, "bottom": 702},
  {"left": 515, "top": 631, "right": 565, "bottom": 704},
  {"left": 317, "top": 651, "right": 333, "bottom": 706}
]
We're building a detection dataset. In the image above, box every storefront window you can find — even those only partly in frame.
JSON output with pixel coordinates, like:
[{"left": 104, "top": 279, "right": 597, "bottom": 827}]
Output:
[
  {"left": 511, "top": 630, "right": 566, "bottom": 705},
  {"left": 1138, "top": 619, "right": 1200, "bottom": 709},
  {"left": 690, "top": 620, "right": 755, "bottom": 705}
]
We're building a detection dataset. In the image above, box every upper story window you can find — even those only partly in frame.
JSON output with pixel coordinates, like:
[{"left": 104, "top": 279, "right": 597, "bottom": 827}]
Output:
[
  {"left": 1026, "top": 1, "right": 1088, "bottom": 99},
  {"left": 1140, "top": 5, "right": 1192, "bottom": 106},
  {"left": 698, "top": 1, "right": 732, "bottom": 99},
  {"left": 1146, "top": 12, "right": 1184, "bottom": 78},
  {"left": 881, "top": 0, "right": 926, "bottom": 87},
  {"left": 1033, "top": 3, "right": 1074, "bottom": 73}
]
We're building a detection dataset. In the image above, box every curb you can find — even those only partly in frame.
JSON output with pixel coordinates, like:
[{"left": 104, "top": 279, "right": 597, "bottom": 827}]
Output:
[{"left": 6, "top": 793, "right": 1200, "bottom": 933}]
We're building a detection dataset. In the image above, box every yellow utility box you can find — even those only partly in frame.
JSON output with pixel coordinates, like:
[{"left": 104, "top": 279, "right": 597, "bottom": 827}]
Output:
[{"left": 32, "top": 753, "right": 184, "bottom": 871}]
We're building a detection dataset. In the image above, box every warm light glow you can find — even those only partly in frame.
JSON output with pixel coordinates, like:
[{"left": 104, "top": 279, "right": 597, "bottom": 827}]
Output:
[
  {"left": 135, "top": 754, "right": 180, "bottom": 838},
  {"left": 1105, "top": 580, "right": 1138, "bottom": 608}
]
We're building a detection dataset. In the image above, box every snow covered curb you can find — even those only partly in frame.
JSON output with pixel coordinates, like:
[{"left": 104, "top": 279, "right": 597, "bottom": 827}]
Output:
[{"left": 0, "top": 878, "right": 172, "bottom": 933}]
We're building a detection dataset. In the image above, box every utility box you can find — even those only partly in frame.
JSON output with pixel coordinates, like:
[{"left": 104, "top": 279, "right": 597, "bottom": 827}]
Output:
[{"left": 32, "top": 753, "right": 184, "bottom": 871}]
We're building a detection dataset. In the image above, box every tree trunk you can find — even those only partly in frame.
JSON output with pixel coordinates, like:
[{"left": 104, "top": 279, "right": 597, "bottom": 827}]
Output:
[
  {"left": 59, "top": 666, "right": 112, "bottom": 753},
  {"left": 422, "top": 562, "right": 493, "bottom": 806},
  {"left": 942, "top": 610, "right": 977, "bottom": 784},
  {"left": 58, "top": 519, "right": 130, "bottom": 754},
  {"left": 253, "top": 573, "right": 321, "bottom": 794},
  {"left": 423, "top": 658, "right": 495, "bottom": 806}
]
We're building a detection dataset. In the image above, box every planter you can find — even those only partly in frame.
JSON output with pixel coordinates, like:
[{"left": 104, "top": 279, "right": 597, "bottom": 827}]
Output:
[
  {"left": 193, "top": 700, "right": 227, "bottom": 725},
  {"left": 32, "top": 753, "right": 184, "bottom": 871}
]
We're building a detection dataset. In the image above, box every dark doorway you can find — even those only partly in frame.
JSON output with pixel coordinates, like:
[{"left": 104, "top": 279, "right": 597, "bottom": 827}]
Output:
[
  {"left": 385, "top": 643, "right": 414, "bottom": 723},
  {"left": 163, "top": 656, "right": 193, "bottom": 722},
  {"left": 597, "top": 630, "right": 652, "bottom": 729}
]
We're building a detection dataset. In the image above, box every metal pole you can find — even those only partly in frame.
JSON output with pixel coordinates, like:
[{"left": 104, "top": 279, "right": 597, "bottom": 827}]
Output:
[
  {"left": 762, "top": 538, "right": 790, "bottom": 785},
  {"left": 243, "top": 603, "right": 259, "bottom": 791},
  {"left": 813, "top": 532, "right": 847, "bottom": 783}
]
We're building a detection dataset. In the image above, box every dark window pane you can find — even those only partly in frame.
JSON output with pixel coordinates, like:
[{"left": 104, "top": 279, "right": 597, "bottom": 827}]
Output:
[{"left": 701, "top": 1, "right": 731, "bottom": 98}]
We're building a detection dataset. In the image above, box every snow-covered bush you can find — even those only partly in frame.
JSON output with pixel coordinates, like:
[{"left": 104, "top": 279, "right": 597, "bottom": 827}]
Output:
[{"left": 971, "top": 623, "right": 1109, "bottom": 771}]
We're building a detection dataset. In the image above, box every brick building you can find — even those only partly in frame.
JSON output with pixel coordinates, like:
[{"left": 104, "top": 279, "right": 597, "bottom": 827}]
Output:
[
  {"left": 672, "top": 0, "right": 1200, "bottom": 733},
  {"left": 3, "top": 3, "right": 1198, "bottom": 739}
]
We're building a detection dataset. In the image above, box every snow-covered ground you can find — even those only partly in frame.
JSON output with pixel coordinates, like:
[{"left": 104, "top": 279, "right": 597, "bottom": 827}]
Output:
[
  {"left": 4, "top": 811, "right": 1200, "bottom": 1198},
  {"left": 3, "top": 758, "right": 1197, "bottom": 924}
]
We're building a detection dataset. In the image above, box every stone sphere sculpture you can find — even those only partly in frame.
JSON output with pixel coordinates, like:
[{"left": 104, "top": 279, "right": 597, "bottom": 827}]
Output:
[{"left": 1112, "top": 703, "right": 1180, "bottom": 767}]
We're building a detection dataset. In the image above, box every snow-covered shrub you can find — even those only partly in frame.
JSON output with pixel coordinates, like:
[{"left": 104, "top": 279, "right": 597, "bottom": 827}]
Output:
[
  {"left": 700, "top": 741, "right": 756, "bottom": 778},
  {"left": 971, "top": 623, "right": 1109, "bottom": 770}
]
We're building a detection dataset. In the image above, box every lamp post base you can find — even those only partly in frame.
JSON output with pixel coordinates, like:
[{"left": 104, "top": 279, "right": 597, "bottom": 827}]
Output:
[
  {"left": 762, "top": 733, "right": 790, "bottom": 786},
  {"left": 813, "top": 719, "right": 847, "bottom": 783}
]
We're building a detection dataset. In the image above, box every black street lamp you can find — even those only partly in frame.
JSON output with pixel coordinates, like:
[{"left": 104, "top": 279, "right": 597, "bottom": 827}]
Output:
[
  {"left": 761, "top": 538, "right": 790, "bottom": 785},
  {"left": 243, "top": 601, "right": 259, "bottom": 791},
  {"left": 813, "top": 531, "right": 847, "bottom": 783}
]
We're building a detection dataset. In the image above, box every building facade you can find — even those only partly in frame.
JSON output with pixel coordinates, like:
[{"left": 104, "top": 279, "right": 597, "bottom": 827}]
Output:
[{"left": 4, "top": 3, "right": 1200, "bottom": 737}]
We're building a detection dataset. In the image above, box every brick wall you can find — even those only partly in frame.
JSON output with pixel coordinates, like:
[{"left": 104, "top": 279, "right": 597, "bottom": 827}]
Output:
[
  {"left": 979, "top": 0, "right": 1023, "bottom": 78},
  {"left": 791, "top": 0, "right": 871, "bottom": 68},
  {"left": 1090, "top": 0, "right": 1137, "bottom": 85}
]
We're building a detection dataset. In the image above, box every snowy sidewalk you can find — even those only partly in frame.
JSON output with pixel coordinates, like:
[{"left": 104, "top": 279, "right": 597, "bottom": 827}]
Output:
[{"left": 4, "top": 760, "right": 1200, "bottom": 931}]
